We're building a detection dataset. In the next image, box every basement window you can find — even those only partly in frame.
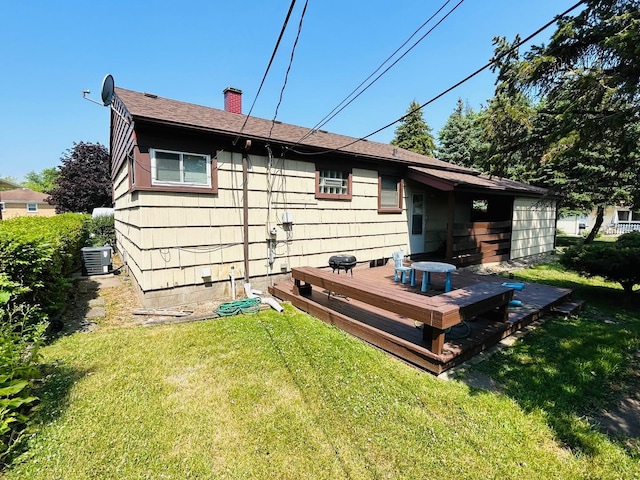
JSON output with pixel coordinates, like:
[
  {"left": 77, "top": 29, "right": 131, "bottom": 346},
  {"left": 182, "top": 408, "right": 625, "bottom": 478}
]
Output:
[
  {"left": 151, "top": 149, "right": 211, "bottom": 187},
  {"left": 27, "top": 203, "right": 38, "bottom": 212},
  {"left": 316, "top": 169, "right": 352, "bottom": 200}
]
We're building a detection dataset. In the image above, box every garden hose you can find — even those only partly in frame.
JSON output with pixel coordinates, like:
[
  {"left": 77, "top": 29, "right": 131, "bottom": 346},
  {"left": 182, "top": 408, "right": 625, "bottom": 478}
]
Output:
[
  {"left": 445, "top": 321, "right": 471, "bottom": 339},
  {"left": 214, "top": 297, "right": 261, "bottom": 317},
  {"left": 413, "top": 320, "right": 472, "bottom": 340}
]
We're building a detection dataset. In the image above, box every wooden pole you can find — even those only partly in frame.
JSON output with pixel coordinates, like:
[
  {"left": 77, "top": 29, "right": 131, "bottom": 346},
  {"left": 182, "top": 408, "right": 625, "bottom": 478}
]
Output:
[{"left": 446, "top": 190, "right": 454, "bottom": 261}]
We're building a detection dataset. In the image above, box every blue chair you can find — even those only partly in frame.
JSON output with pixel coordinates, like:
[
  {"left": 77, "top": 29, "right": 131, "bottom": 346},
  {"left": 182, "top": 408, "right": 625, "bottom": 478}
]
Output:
[{"left": 392, "top": 251, "right": 413, "bottom": 284}]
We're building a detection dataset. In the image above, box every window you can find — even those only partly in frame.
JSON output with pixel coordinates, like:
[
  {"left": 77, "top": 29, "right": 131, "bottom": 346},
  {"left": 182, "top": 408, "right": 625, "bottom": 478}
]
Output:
[
  {"left": 0, "top": 202, "right": 4, "bottom": 212},
  {"left": 128, "top": 149, "right": 136, "bottom": 186},
  {"left": 617, "top": 210, "right": 640, "bottom": 222},
  {"left": 27, "top": 203, "right": 38, "bottom": 212},
  {"left": 472, "top": 199, "right": 488, "bottom": 213},
  {"left": 151, "top": 149, "right": 211, "bottom": 187},
  {"left": 315, "top": 169, "right": 352, "bottom": 200},
  {"left": 378, "top": 176, "right": 403, "bottom": 213}
]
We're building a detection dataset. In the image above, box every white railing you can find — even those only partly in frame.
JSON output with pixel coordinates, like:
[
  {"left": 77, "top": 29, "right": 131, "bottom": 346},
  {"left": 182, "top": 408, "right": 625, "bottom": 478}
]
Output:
[{"left": 611, "top": 222, "right": 640, "bottom": 235}]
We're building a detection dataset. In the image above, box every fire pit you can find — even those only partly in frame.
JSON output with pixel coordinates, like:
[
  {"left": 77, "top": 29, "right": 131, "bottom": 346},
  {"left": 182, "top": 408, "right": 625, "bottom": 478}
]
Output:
[{"left": 328, "top": 255, "right": 357, "bottom": 275}]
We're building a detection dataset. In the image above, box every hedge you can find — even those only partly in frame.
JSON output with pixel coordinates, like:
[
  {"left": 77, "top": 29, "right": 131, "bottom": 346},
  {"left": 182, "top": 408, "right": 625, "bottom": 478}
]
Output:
[
  {"left": 0, "top": 213, "right": 89, "bottom": 321},
  {"left": 0, "top": 213, "right": 89, "bottom": 461}
]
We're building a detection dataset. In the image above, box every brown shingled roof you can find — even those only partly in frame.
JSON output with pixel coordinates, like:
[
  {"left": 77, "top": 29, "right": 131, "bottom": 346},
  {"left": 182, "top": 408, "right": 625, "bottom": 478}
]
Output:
[
  {"left": 408, "top": 166, "right": 548, "bottom": 195},
  {"left": 1, "top": 188, "right": 49, "bottom": 202},
  {"left": 114, "top": 87, "right": 473, "bottom": 173}
]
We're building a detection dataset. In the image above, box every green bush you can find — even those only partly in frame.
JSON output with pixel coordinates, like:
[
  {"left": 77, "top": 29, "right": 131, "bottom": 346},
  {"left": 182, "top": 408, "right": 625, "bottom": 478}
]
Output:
[
  {"left": 0, "top": 214, "right": 89, "bottom": 321},
  {"left": 86, "top": 214, "right": 115, "bottom": 249},
  {"left": 0, "top": 302, "right": 46, "bottom": 463},
  {"left": 0, "top": 214, "right": 87, "bottom": 463},
  {"left": 560, "top": 231, "right": 640, "bottom": 294}
]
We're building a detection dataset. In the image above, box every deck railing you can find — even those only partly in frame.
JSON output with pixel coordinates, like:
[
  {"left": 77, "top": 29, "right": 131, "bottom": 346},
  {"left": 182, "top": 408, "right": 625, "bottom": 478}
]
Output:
[{"left": 449, "top": 220, "right": 511, "bottom": 267}]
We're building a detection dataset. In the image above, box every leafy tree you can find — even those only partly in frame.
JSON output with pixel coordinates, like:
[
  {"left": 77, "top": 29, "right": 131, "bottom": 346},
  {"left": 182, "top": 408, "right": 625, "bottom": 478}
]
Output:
[
  {"left": 47, "top": 142, "right": 112, "bottom": 214},
  {"left": 437, "top": 98, "right": 487, "bottom": 169},
  {"left": 391, "top": 100, "right": 436, "bottom": 156},
  {"left": 516, "top": 0, "right": 640, "bottom": 242},
  {"left": 22, "top": 168, "right": 58, "bottom": 193}
]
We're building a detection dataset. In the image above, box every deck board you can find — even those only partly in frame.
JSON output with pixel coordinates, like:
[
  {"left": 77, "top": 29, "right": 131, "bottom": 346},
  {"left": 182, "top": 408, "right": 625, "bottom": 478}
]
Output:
[{"left": 270, "top": 262, "right": 573, "bottom": 374}]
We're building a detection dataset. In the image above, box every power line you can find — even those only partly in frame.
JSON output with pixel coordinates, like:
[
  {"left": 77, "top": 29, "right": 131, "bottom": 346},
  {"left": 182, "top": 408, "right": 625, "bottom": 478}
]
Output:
[
  {"left": 293, "top": 0, "right": 461, "bottom": 146},
  {"left": 269, "top": 0, "right": 309, "bottom": 139},
  {"left": 238, "top": 0, "right": 298, "bottom": 138},
  {"left": 287, "top": 0, "right": 587, "bottom": 157}
]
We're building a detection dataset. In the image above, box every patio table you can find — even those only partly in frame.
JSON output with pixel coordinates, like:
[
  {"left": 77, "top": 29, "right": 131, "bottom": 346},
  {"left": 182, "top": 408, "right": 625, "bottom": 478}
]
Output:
[{"left": 410, "top": 261, "right": 457, "bottom": 293}]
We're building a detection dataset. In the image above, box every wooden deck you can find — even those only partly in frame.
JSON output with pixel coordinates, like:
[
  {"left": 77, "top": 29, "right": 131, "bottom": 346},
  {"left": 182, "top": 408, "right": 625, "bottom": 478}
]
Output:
[{"left": 269, "top": 262, "right": 575, "bottom": 375}]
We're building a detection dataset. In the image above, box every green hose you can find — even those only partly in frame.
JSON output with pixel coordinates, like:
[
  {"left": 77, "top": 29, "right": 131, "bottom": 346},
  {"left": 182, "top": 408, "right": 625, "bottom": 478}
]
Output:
[{"left": 215, "top": 297, "right": 262, "bottom": 317}]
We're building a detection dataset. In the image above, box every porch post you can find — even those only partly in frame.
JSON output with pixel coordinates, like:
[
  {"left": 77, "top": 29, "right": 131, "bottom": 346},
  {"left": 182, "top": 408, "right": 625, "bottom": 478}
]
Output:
[{"left": 446, "top": 190, "right": 454, "bottom": 261}]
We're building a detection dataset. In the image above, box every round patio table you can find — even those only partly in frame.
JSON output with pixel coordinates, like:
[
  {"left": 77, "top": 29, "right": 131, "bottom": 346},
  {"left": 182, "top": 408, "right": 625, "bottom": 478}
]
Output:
[{"left": 410, "top": 261, "right": 457, "bottom": 293}]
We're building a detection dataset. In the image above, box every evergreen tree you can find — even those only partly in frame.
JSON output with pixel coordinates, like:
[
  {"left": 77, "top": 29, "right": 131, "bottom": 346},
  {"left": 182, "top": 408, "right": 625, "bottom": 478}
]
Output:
[
  {"left": 437, "top": 98, "right": 486, "bottom": 169},
  {"left": 47, "top": 142, "right": 112, "bottom": 214},
  {"left": 391, "top": 101, "right": 436, "bottom": 156},
  {"left": 477, "top": 36, "right": 544, "bottom": 183},
  {"left": 517, "top": 0, "right": 640, "bottom": 241}
]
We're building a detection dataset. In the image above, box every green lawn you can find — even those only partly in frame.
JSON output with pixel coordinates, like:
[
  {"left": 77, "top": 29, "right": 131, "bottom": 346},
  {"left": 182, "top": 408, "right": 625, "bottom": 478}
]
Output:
[{"left": 4, "top": 264, "right": 639, "bottom": 479}]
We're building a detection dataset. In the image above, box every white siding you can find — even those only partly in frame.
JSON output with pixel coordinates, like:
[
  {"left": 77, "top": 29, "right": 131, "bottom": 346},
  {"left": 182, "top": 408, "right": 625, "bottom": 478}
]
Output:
[
  {"left": 114, "top": 151, "right": 410, "bottom": 307},
  {"left": 511, "top": 197, "right": 556, "bottom": 259}
]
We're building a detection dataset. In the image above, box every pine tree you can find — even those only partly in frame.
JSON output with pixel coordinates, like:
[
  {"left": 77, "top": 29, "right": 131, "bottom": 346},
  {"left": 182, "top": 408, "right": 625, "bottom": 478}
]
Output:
[
  {"left": 391, "top": 101, "right": 436, "bottom": 156},
  {"left": 517, "top": 0, "right": 640, "bottom": 241},
  {"left": 437, "top": 98, "right": 486, "bottom": 169}
]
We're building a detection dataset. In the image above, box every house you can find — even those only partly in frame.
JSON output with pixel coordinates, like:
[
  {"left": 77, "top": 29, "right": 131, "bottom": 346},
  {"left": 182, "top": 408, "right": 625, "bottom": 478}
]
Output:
[
  {"left": 558, "top": 206, "right": 640, "bottom": 236},
  {"left": 110, "top": 86, "right": 556, "bottom": 308},
  {"left": 0, "top": 178, "right": 21, "bottom": 190},
  {"left": 0, "top": 188, "right": 56, "bottom": 220}
]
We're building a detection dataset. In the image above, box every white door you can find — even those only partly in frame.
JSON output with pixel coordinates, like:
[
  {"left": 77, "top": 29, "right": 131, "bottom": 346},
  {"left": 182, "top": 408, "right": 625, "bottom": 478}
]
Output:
[{"left": 409, "top": 192, "right": 425, "bottom": 255}]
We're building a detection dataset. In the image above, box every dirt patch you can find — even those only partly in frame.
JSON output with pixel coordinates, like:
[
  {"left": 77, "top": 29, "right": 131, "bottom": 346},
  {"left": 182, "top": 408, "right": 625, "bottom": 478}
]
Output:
[{"left": 59, "top": 254, "right": 225, "bottom": 333}]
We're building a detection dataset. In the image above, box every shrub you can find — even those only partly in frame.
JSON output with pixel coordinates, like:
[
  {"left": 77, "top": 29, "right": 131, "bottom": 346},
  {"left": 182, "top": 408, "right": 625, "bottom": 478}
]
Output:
[
  {"left": 87, "top": 214, "right": 115, "bottom": 249},
  {"left": 0, "top": 214, "right": 89, "bottom": 322},
  {"left": 560, "top": 231, "right": 640, "bottom": 294},
  {"left": 0, "top": 302, "right": 46, "bottom": 463}
]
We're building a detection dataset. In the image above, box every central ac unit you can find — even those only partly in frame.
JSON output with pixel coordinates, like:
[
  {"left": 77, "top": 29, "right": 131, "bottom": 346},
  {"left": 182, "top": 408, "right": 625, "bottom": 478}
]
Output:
[{"left": 81, "top": 246, "right": 113, "bottom": 276}]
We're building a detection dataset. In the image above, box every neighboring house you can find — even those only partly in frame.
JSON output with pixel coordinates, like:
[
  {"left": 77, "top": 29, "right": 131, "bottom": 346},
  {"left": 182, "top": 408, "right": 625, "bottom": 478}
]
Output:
[
  {"left": 558, "top": 206, "right": 640, "bottom": 236},
  {"left": 0, "top": 178, "right": 21, "bottom": 190},
  {"left": 0, "top": 188, "right": 56, "bottom": 219},
  {"left": 110, "top": 86, "right": 556, "bottom": 308}
]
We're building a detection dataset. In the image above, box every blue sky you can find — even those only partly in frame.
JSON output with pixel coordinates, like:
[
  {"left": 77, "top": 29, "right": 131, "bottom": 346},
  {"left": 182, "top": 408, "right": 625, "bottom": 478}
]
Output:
[{"left": 0, "top": 0, "right": 580, "bottom": 181}]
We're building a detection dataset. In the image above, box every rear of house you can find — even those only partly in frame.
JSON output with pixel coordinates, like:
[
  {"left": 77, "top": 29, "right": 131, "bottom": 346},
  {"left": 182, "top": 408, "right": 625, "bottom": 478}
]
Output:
[{"left": 109, "top": 85, "right": 556, "bottom": 308}]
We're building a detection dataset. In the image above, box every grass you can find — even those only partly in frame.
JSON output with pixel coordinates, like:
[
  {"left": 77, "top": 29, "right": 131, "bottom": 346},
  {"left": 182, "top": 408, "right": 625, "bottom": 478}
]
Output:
[{"left": 4, "top": 263, "right": 640, "bottom": 478}]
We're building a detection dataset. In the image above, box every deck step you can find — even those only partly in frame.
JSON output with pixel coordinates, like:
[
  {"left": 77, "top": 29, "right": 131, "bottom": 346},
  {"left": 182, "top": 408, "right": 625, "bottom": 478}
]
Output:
[{"left": 551, "top": 299, "right": 586, "bottom": 317}]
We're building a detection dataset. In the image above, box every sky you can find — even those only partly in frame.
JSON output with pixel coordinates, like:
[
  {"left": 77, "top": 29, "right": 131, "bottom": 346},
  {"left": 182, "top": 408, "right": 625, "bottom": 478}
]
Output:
[{"left": 0, "top": 0, "right": 582, "bottom": 182}]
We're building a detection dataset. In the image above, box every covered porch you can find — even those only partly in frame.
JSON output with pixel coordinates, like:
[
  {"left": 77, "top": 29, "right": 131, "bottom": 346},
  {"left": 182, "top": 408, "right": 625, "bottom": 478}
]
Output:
[
  {"left": 270, "top": 261, "right": 578, "bottom": 375},
  {"left": 405, "top": 166, "right": 555, "bottom": 267}
]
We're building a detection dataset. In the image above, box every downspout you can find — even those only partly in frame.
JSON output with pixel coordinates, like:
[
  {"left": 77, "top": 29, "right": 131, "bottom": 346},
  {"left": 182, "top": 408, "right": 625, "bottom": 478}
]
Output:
[{"left": 242, "top": 140, "right": 251, "bottom": 283}]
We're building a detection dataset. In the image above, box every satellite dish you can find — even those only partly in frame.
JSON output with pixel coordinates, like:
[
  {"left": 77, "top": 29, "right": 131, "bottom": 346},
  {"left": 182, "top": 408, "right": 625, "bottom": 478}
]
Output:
[{"left": 101, "top": 74, "right": 115, "bottom": 106}]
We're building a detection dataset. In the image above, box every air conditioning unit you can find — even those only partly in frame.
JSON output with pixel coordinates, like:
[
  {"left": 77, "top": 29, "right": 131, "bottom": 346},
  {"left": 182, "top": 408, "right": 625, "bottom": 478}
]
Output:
[{"left": 81, "top": 246, "right": 113, "bottom": 276}]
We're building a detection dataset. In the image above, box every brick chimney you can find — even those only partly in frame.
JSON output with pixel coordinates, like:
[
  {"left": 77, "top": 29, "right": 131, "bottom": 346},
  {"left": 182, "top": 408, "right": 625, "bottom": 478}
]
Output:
[{"left": 223, "top": 87, "right": 242, "bottom": 114}]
